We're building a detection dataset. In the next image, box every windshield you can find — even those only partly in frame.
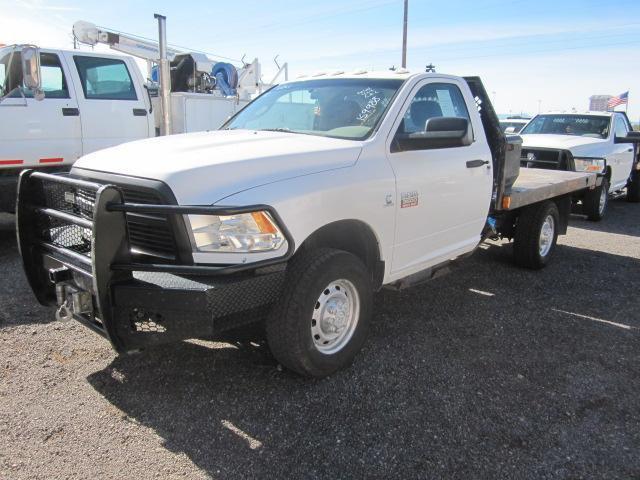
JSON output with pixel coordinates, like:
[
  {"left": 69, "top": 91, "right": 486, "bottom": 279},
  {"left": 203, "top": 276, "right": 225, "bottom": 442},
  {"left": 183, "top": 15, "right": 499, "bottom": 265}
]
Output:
[
  {"left": 223, "top": 78, "right": 404, "bottom": 140},
  {"left": 521, "top": 114, "right": 611, "bottom": 139}
]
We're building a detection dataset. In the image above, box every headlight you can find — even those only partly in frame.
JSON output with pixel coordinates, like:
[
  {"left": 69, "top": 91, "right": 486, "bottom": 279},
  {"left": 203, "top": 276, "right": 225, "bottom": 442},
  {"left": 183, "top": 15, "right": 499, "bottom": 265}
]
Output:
[
  {"left": 188, "top": 211, "right": 285, "bottom": 253},
  {"left": 574, "top": 157, "right": 606, "bottom": 173}
]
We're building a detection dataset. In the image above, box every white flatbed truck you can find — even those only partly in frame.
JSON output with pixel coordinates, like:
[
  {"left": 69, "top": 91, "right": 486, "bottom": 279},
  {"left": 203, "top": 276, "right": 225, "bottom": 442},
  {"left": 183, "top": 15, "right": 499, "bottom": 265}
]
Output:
[{"left": 16, "top": 72, "right": 599, "bottom": 377}]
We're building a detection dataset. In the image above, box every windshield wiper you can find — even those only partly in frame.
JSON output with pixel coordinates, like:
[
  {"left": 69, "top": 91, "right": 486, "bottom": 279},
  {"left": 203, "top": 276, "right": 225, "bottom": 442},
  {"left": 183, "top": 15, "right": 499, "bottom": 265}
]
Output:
[{"left": 259, "top": 127, "right": 298, "bottom": 133}]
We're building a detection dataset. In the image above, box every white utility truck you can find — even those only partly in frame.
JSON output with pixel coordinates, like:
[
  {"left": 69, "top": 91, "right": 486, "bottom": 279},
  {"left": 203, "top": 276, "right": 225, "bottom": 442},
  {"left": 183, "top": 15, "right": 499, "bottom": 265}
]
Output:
[
  {"left": 519, "top": 111, "right": 640, "bottom": 220},
  {"left": 0, "top": 17, "right": 280, "bottom": 211},
  {"left": 17, "top": 72, "right": 609, "bottom": 377}
]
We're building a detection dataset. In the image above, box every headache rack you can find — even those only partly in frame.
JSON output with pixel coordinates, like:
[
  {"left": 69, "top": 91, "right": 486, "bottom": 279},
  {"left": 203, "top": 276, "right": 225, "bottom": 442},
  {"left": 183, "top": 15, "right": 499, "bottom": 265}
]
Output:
[{"left": 16, "top": 170, "right": 294, "bottom": 350}]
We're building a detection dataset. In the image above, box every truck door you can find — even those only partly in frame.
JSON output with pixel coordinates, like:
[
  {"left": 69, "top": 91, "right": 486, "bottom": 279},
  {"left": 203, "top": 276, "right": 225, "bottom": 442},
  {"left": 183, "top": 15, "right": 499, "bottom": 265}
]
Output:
[
  {"left": 385, "top": 79, "right": 493, "bottom": 277},
  {"left": 0, "top": 49, "right": 82, "bottom": 169},
  {"left": 64, "top": 53, "right": 151, "bottom": 154},
  {"left": 610, "top": 114, "right": 635, "bottom": 190}
]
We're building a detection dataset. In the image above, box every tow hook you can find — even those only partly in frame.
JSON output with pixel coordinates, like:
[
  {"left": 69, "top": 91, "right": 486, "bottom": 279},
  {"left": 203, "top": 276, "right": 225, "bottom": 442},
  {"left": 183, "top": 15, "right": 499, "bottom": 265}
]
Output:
[
  {"left": 53, "top": 280, "right": 94, "bottom": 322},
  {"left": 55, "top": 301, "right": 74, "bottom": 322}
]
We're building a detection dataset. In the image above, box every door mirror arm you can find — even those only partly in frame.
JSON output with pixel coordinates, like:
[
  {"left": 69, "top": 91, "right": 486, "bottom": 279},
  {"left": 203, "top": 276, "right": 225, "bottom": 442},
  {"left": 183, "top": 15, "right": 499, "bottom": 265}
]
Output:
[{"left": 143, "top": 83, "right": 154, "bottom": 113}]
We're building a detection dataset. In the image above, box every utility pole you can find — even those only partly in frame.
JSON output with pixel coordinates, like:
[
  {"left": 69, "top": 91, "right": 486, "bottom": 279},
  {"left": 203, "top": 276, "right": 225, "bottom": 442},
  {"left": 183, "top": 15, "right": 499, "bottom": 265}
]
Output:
[
  {"left": 401, "top": 0, "right": 408, "bottom": 68},
  {"left": 155, "top": 13, "right": 172, "bottom": 136}
]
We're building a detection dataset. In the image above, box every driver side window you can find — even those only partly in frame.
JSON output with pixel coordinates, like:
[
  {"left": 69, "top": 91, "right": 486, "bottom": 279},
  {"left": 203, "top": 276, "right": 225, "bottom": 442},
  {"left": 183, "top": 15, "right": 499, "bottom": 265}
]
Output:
[
  {"left": 614, "top": 116, "right": 629, "bottom": 138},
  {"left": 392, "top": 82, "right": 472, "bottom": 152}
]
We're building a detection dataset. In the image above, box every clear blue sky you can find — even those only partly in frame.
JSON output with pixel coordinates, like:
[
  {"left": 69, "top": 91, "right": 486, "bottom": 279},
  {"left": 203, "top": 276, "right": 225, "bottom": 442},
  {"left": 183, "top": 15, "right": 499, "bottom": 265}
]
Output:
[{"left": 2, "top": 0, "right": 639, "bottom": 119}]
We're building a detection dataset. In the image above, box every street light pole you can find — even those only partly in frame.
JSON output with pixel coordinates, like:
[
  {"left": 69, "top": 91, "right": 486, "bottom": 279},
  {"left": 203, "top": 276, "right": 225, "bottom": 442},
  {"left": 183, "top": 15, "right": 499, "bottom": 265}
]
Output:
[{"left": 401, "top": 0, "right": 408, "bottom": 68}]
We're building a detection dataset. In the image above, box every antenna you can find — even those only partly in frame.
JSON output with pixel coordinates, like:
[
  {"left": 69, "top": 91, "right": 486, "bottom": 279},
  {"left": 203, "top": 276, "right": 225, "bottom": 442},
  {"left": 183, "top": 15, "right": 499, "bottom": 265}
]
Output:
[{"left": 401, "top": 0, "right": 408, "bottom": 68}]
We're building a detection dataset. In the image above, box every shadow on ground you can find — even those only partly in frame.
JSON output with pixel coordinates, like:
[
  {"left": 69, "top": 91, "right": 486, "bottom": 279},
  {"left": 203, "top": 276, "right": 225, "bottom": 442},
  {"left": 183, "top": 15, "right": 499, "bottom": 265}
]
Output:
[
  {"left": 569, "top": 196, "right": 640, "bottom": 237},
  {"left": 88, "top": 241, "right": 640, "bottom": 479}
]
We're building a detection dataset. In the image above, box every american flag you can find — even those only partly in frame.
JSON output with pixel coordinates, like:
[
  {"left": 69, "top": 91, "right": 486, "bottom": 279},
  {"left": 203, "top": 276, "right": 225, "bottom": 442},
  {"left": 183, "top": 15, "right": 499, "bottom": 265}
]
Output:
[{"left": 608, "top": 91, "right": 629, "bottom": 109}]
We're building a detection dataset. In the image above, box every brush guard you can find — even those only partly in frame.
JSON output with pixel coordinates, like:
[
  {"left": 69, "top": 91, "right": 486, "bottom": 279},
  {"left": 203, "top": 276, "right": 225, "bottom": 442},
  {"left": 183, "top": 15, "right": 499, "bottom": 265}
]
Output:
[{"left": 16, "top": 170, "right": 292, "bottom": 352}]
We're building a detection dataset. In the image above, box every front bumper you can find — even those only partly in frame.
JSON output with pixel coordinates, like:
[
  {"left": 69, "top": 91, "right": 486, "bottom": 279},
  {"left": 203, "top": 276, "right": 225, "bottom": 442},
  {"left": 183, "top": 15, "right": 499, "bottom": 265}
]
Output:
[{"left": 17, "top": 170, "right": 292, "bottom": 352}]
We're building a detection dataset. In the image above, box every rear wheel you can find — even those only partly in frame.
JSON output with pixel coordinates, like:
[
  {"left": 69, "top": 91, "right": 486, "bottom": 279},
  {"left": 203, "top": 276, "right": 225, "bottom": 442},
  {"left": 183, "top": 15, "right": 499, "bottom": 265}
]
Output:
[
  {"left": 627, "top": 169, "right": 640, "bottom": 203},
  {"left": 266, "top": 248, "right": 372, "bottom": 378},
  {"left": 583, "top": 178, "right": 609, "bottom": 221},
  {"left": 513, "top": 201, "right": 560, "bottom": 270}
]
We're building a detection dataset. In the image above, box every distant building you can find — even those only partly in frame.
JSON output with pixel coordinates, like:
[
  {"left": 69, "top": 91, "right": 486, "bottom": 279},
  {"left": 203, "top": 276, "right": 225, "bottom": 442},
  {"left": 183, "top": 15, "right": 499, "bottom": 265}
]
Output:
[{"left": 589, "top": 95, "right": 613, "bottom": 112}]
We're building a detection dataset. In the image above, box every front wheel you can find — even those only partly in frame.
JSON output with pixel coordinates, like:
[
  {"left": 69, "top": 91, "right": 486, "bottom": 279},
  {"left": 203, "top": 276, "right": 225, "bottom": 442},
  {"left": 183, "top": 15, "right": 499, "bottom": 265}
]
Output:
[
  {"left": 583, "top": 177, "right": 609, "bottom": 221},
  {"left": 513, "top": 201, "right": 560, "bottom": 270},
  {"left": 266, "top": 248, "right": 372, "bottom": 378}
]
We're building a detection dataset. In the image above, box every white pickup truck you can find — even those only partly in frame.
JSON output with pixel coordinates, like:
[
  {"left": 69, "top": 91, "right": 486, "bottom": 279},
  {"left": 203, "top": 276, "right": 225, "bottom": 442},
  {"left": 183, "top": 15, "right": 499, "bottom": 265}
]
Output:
[
  {"left": 0, "top": 45, "right": 258, "bottom": 211},
  {"left": 519, "top": 111, "right": 640, "bottom": 220},
  {"left": 17, "top": 72, "right": 603, "bottom": 377}
]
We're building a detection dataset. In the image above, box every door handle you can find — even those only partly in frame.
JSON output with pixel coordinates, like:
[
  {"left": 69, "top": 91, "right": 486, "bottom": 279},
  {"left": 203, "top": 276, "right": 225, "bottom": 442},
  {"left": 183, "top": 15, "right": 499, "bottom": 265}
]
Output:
[
  {"left": 627, "top": 148, "right": 634, "bottom": 152},
  {"left": 62, "top": 107, "right": 79, "bottom": 116},
  {"left": 466, "top": 159, "right": 490, "bottom": 168},
  {"left": 133, "top": 108, "right": 148, "bottom": 116}
]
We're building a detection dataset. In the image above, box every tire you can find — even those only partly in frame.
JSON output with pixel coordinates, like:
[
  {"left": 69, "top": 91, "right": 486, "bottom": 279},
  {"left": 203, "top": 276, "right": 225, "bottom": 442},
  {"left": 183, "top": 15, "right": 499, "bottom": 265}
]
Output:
[
  {"left": 627, "top": 169, "right": 640, "bottom": 203},
  {"left": 513, "top": 201, "right": 560, "bottom": 270},
  {"left": 583, "top": 177, "right": 609, "bottom": 221},
  {"left": 266, "top": 248, "right": 372, "bottom": 378}
]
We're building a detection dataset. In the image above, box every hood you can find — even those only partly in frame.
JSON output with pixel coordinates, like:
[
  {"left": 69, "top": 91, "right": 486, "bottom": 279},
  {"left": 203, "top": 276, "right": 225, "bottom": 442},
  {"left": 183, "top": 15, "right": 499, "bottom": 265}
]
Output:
[
  {"left": 520, "top": 134, "right": 608, "bottom": 152},
  {"left": 73, "top": 130, "right": 362, "bottom": 204}
]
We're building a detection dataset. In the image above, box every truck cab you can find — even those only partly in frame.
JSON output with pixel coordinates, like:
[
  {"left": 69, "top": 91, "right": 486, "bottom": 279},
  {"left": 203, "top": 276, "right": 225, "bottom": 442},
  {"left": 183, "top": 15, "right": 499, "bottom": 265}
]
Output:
[{"left": 0, "top": 45, "right": 153, "bottom": 210}]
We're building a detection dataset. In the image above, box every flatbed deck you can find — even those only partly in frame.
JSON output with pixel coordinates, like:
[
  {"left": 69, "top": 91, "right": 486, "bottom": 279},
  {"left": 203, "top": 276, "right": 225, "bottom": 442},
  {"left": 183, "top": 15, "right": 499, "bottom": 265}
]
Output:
[{"left": 502, "top": 168, "right": 599, "bottom": 211}]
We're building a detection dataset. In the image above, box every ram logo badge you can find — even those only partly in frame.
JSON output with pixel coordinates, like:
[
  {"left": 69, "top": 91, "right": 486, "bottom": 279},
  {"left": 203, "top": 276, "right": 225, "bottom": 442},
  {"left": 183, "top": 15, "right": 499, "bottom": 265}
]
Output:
[
  {"left": 64, "top": 191, "right": 76, "bottom": 205},
  {"left": 527, "top": 152, "right": 536, "bottom": 162},
  {"left": 401, "top": 191, "right": 419, "bottom": 208}
]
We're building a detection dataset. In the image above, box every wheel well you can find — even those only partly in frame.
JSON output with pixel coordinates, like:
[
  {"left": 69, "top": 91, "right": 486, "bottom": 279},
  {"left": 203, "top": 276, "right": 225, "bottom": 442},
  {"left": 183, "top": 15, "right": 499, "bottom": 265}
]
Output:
[{"left": 298, "top": 220, "right": 384, "bottom": 289}]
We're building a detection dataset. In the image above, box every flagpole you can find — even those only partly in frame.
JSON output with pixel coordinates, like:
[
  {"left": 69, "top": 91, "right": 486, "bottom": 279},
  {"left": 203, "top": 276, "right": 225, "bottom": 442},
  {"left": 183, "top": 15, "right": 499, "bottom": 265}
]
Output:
[{"left": 626, "top": 91, "right": 629, "bottom": 113}]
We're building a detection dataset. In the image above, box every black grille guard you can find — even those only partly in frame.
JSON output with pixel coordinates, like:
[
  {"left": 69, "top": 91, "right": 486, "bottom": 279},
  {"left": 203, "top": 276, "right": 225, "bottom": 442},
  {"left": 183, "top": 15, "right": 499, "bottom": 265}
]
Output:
[{"left": 16, "top": 169, "right": 295, "bottom": 351}]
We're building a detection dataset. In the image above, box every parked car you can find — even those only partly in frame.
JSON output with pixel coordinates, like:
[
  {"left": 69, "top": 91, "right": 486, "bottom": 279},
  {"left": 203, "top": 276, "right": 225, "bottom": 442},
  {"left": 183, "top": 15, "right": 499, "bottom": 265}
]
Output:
[
  {"left": 17, "top": 72, "right": 601, "bottom": 378},
  {"left": 500, "top": 117, "right": 529, "bottom": 134},
  {"left": 519, "top": 111, "right": 640, "bottom": 220}
]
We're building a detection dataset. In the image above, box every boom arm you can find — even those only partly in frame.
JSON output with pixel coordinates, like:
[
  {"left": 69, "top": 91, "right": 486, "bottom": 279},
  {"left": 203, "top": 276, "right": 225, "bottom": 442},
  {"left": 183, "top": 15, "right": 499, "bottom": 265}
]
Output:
[{"left": 72, "top": 20, "right": 182, "bottom": 62}]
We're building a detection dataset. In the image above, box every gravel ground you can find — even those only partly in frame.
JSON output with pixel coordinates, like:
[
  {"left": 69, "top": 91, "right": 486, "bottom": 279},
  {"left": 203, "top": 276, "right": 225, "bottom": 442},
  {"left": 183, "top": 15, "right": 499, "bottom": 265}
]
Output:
[{"left": 1, "top": 199, "right": 639, "bottom": 480}]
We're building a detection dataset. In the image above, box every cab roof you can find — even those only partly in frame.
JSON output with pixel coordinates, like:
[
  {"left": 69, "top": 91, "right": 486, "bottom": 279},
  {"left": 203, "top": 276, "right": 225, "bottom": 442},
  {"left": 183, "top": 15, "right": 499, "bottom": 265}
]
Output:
[
  {"left": 538, "top": 111, "right": 620, "bottom": 117},
  {"left": 291, "top": 69, "right": 461, "bottom": 82}
]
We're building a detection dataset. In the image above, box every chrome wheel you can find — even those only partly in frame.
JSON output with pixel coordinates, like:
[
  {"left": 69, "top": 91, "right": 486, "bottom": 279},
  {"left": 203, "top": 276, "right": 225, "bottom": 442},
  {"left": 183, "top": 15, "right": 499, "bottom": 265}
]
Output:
[
  {"left": 538, "top": 214, "right": 555, "bottom": 257},
  {"left": 311, "top": 279, "right": 360, "bottom": 355},
  {"left": 598, "top": 186, "right": 607, "bottom": 215}
]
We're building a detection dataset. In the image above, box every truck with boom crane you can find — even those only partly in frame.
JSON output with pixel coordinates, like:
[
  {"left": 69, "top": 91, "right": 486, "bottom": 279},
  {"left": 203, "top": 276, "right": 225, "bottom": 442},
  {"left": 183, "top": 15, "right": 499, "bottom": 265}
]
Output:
[{"left": 0, "top": 15, "right": 285, "bottom": 211}]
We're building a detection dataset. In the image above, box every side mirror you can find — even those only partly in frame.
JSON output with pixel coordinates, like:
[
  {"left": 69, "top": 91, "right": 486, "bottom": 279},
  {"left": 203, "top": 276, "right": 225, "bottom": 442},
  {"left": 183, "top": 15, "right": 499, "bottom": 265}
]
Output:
[
  {"left": 393, "top": 117, "right": 472, "bottom": 152},
  {"left": 615, "top": 131, "right": 640, "bottom": 144},
  {"left": 21, "top": 46, "right": 44, "bottom": 100}
]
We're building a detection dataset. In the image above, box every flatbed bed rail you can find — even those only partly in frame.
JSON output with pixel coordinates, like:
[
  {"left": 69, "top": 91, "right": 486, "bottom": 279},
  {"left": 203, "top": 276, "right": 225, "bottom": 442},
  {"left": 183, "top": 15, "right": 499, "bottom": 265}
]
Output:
[{"left": 497, "top": 168, "right": 599, "bottom": 211}]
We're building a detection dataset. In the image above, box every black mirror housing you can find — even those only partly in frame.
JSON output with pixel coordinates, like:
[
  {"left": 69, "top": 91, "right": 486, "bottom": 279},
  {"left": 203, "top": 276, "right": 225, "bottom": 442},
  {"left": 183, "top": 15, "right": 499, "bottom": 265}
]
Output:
[
  {"left": 393, "top": 117, "right": 472, "bottom": 152},
  {"left": 615, "top": 131, "right": 640, "bottom": 144}
]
